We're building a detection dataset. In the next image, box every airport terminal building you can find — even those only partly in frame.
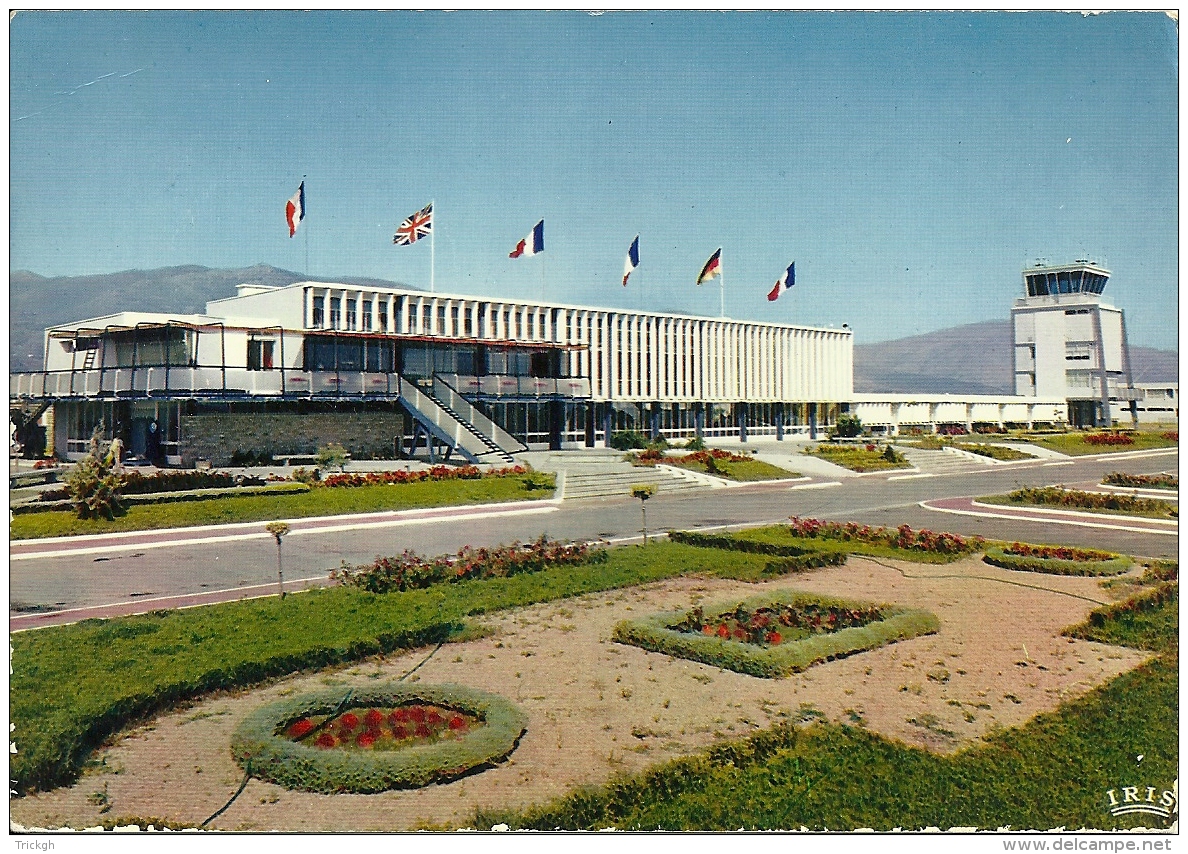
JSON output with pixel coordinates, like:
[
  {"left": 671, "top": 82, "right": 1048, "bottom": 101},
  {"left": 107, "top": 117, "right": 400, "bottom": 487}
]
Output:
[
  {"left": 11, "top": 262, "right": 1151, "bottom": 466},
  {"left": 11, "top": 282, "right": 854, "bottom": 465}
]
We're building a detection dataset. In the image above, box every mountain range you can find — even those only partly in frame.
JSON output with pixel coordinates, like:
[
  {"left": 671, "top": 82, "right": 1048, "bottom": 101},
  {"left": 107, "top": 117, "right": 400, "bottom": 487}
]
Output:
[{"left": 8, "top": 265, "right": 1179, "bottom": 389}]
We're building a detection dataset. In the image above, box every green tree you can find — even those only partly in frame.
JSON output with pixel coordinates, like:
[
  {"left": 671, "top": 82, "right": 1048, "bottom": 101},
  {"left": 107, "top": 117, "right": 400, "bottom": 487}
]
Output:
[{"left": 833, "top": 413, "right": 863, "bottom": 438}]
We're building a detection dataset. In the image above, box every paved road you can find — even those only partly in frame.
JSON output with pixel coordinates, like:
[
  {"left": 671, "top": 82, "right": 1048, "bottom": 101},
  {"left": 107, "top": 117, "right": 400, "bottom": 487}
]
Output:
[{"left": 10, "top": 448, "right": 1177, "bottom": 628}]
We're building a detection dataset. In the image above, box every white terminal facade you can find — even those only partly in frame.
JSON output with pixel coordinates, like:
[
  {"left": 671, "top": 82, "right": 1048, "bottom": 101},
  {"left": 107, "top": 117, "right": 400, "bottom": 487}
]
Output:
[
  {"left": 11, "top": 261, "right": 1158, "bottom": 466},
  {"left": 12, "top": 282, "right": 853, "bottom": 465}
]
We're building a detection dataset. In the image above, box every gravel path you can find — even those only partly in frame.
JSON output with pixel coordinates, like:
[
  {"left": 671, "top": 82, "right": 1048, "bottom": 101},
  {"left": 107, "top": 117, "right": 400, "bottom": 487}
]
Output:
[{"left": 11, "top": 554, "right": 1149, "bottom": 832}]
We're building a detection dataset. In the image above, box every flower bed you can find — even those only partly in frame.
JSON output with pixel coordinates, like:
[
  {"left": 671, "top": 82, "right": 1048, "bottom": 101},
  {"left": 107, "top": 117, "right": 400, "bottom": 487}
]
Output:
[
  {"left": 1084, "top": 432, "right": 1135, "bottom": 446},
  {"left": 804, "top": 444, "right": 910, "bottom": 472},
  {"left": 1000, "top": 487, "right": 1177, "bottom": 519},
  {"left": 231, "top": 683, "right": 528, "bottom": 793},
  {"left": 787, "top": 518, "right": 983, "bottom": 556},
  {"left": 1102, "top": 472, "right": 1178, "bottom": 490},
  {"left": 612, "top": 590, "right": 939, "bottom": 678},
  {"left": 318, "top": 464, "right": 528, "bottom": 488},
  {"left": 331, "top": 534, "right": 607, "bottom": 593},
  {"left": 982, "top": 543, "right": 1133, "bottom": 576}
]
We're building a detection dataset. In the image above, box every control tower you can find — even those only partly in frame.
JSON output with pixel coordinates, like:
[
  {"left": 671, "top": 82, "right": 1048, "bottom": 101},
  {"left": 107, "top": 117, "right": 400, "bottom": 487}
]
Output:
[{"left": 1011, "top": 261, "right": 1137, "bottom": 427}]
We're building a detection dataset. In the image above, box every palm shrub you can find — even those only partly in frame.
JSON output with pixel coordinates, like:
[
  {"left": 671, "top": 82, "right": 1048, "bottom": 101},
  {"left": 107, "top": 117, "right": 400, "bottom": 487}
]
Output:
[{"left": 64, "top": 424, "right": 126, "bottom": 520}]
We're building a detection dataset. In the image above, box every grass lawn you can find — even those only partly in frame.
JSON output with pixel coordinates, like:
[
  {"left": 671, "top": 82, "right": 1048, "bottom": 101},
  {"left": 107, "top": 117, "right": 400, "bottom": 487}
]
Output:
[
  {"left": 950, "top": 442, "right": 1036, "bottom": 461},
  {"left": 477, "top": 582, "right": 1178, "bottom": 831},
  {"left": 1022, "top": 431, "right": 1178, "bottom": 457},
  {"left": 803, "top": 444, "right": 911, "bottom": 473},
  {"left": 666, "top": 456, "right": 801, "bottom": 481},
  {"left": 9, "top": 541, "right": 777, "bottom": 794},
  {"left": 979, "top": 492, "right": 1177, "bottom": 521},
  {"left": 8, "top": 474, "right": 554, "bottom": 540}
]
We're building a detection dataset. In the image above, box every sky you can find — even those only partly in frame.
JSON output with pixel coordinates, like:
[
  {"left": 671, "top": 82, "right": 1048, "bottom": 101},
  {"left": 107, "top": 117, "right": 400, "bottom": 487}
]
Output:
[{"left": 8, "top": 10, "right": 1180, "bottom": 349}]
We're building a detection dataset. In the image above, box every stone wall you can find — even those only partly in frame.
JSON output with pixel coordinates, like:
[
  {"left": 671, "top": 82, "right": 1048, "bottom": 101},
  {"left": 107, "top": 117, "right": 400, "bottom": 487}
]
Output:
[{"left": 179, "top": 410, "right": 405, "bottom": 467}]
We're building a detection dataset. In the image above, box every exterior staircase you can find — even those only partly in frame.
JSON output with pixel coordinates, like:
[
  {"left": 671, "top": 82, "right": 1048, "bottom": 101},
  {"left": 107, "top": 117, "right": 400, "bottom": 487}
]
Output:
[
  {"left": 398, "top": 376, "right": 519, "bottom": 465},
  {"left": 893, "top": 445, "right": 995, "bottom": 475},
  {"left": 560, "top": 462, "right": 710, "bottom": 500}
]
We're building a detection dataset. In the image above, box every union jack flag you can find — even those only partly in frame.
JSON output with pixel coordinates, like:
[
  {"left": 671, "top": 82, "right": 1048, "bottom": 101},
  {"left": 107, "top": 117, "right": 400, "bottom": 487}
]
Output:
[{"left": 393, "top": 203, "right": 433, "bottom": 245}]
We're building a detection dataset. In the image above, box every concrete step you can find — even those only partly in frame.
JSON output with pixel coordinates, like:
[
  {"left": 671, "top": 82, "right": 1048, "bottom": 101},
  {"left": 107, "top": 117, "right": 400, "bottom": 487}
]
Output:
[
  {"left": 895, "top": 447, "right": 993, "bottom": 474},
  {"left": 561, "top": 467, "right": 709, "bottom": 499}
]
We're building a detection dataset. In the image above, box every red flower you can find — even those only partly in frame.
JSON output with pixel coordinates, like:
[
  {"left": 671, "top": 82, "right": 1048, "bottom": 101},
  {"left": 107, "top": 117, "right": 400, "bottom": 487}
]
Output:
[
  {"left": 408, "top": 706, "right": 426, "bottom": 723},
  {"left": 391, "top": 725, "right": 408, "bottom": 740},
  {"left": 414, "top": 724, "right": 432, "bottom": 739},
  {"left": 448, "top": 715, "right": 468, "bottom": 731},
  {"left": 338, "top": 712, "right": 359, "bottom": 731},
  {"left": 766, "top": 631, "right": 782, "bottom": 645},
  {"left": 732, "top": 627, "right": 748, "bottom": 640},
  {"left": 701, "top": 625, "right": 715, "bottom": 635},
  {"left": 390, "top": 708, "right": 409, "bottom": 724},
  {"left": 315, "top": 732, "right": 336, "bottom": 749},
  {"left": 287, "top": 718, "right": 315, "bottom": 739},
  {"left": 356, "top": 731, "right": 376, "bottom": 748},
  {"left": 426, "top": 709, "right": 444, "bottom": 726},
  {"left": 716, "top": 624, "right": 730, "bottom": 639},
  {"left": 364, "top": 709, "right": 384, "bottom": 728}
]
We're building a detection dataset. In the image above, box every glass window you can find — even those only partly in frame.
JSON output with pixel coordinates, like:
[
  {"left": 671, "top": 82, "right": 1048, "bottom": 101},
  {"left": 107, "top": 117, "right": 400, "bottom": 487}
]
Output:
[
  {"left": 362, "top": 301, "right": 373, "bottom": 331},
  {"left": 347, "top": 300, "right": 358, "bottom": 331},
  {"left": 313, "top": 296, "right": 325, "bottom": 327},
  {"left": 378, "top": 306, "right": 388, "bottom": 332},
  {"left": 247, "top": 339, "right": 275, "bottom": 371},
  {"left": 330, "top": 298, "right": 341, "bottom": 329},
  {"left": 402, "top": 345, "right": 430, "bottom": 377}
]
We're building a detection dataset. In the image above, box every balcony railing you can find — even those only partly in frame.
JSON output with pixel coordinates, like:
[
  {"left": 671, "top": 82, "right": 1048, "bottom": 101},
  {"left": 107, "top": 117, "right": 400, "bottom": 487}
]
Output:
[{"left": 12, "top": 369, "right": 593, "bottom": 401}]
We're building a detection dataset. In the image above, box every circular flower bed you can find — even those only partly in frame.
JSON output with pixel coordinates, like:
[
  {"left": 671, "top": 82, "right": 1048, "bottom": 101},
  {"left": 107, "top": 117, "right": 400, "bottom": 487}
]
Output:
[
  {"left": 231, "top": 683, "right": 528, "bottom": 793},
  {"left": 983, "top": 543, "right": 1133, "bottom": 576}
]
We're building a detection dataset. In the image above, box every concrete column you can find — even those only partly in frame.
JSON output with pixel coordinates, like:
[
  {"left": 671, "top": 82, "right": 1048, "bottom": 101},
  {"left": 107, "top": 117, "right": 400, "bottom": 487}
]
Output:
[{"left": 775, "top": 402, "right": 784, "bottom": 441}]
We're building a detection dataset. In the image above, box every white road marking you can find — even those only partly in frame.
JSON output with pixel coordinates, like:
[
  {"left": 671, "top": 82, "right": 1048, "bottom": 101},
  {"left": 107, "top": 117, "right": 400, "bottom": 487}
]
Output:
[
  {"left": 920, "top": 501, "right": 1177, "bottom": 536},
  {"left": 887, "top": 473, "right": 936, "bottom": 481}
]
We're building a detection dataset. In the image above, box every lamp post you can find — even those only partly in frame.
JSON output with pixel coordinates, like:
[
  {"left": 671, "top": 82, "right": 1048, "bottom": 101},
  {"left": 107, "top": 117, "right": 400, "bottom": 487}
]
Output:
[{"left": 631, "top": 483, "right": 657, "bottom": 544}]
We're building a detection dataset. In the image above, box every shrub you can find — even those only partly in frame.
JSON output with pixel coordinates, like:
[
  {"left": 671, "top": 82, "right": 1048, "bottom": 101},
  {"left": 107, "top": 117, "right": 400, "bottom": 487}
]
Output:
[
  {"left": 832, "top": 413, "right": 863, "bottom": 438},
  {"left": 1102, "top": 472, "right": 1177, "bottom": 489},
  {"left": 315, "top": 443, "right": 350, "bottom": 472},
  {"left": 231, "top": 683, "right": 528, "bottom": 793},
  {"left": 291, "top": 466, "right": 322, "bottom": 484},
  {"left": 1161, "top": 431, "right": 1178, "bottom": 442},
  {"left": 613, "top": 590, "right": 939, "bottom": 678},
  {"left": 230, "top": 449, "right": 273, "bottom": 466},
  {"left": 1005, "top": 486, "right": 1176, "bottom": 518},
  {"left": 646, "top": 437, "right": 670, "bottom": 452},
  {"left": 610, "top": 430, "right": 649, "bottom": 451},
  {"left": 982, "top": 545, "right": 1132, "bottom": 577},
  {"left": 683, "top": 436, "right": 706, "bottom": 451},
  {"left": 64, "top": 426, "right": 126, "bottom": 520},
  {"left": 331, "top": 535, "right": 607, "bottom": 594},
  {"left": 1142, "top": 560, "right": 1178, "bottom": 583},
  {"left": 1084, "top": 432, "right": 1135, "bottom": 446},
  {"left": 786, "top": 518, "right": 982, "bottom": 555},
  {"left": 317, "top": 464, "right": 524, "bottom": 489}
]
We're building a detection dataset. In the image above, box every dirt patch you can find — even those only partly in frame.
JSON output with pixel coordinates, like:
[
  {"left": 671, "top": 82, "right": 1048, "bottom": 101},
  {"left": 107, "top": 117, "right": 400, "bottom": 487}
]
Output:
[{"left": 11, "top": 555, "right": 1149, "bottom": 831}]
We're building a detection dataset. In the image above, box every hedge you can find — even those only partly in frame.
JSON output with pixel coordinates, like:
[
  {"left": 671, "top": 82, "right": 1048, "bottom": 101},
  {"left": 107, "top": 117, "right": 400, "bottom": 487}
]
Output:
[
  {"left": 982, "top": 546, "right": 1133, "bottom": 577},
  {"left": 231, "top": 683, "right": 527, "bottom": 793},
  {"left": 669, "top": 530, "right": 825, "bottom": 557},
  {"left": 612, "top": 590, "right": 939, "bottom": 678},
  {"left": 11, "top": 482, "right": 310, "bottom": 515}
]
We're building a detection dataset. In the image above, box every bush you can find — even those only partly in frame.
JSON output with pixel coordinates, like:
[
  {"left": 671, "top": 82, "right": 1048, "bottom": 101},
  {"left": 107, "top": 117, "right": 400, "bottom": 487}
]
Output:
[
  {"left": 610, "top": 430, "right": 649, "bottom": 451},
  {"left": 832, "top": 413, "right": 863, "bottom": 438},
  {"left": 683, "top": 436, "right": 706, "bottom": 451},
  {"left": 1103, "top": 472, "right": 1177, "bottom": 489},
  {"left": 1084, "top": 432, "right": 1135, "bottom": 446},
  {"left": 612, "top": 590, "right": 939, "bottom": 678},
  {"left": 331, "top": 535, "right": 607, "bottom": 594},
  {"left": 315, "top": 443, "right": 350, "bottom": 472},
  {"left": 230, "top": 683, "right": 528, "bottom": 793},
  {"left": 982, "top": 545, "right": 1132, "bottom": 577},
  {"left": 64, "top": 426, "right": 125, "bottom": 520},
  {"left": 1004, "top": 486, "right": 1176, "bottom": 518},
  {"left": 646, "top": 437, "right": 670, "bottom": 451},
  {"left": 786, "top": 518, "right": 982, "bottom": 556},
  {"left": 230, "top": 449, "right": 274, "bottom": 466}
]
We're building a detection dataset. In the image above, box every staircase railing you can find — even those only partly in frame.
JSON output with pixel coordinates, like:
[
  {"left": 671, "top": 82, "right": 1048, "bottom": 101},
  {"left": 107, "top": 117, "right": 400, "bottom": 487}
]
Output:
[
  {"left": 432, "top": 375, "right": 527, "bottom": 454},
  {"left": 397, "top": 376, "right": 512, "bottom": 464}
]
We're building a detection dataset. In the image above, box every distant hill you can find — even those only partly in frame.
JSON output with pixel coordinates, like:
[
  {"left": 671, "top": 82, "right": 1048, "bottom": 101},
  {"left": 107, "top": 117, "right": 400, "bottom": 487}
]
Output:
[
  {"left": 9, "top": 265, "right": 416, "bottom": 371},
  {"left": 854, "top": 319, "right": 1177, "bottom": 394}
]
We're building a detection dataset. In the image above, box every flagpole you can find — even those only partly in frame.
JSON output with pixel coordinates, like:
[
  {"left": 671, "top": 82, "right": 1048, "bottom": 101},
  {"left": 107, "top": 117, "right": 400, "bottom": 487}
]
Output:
[
  {"left": 303, "top": 176, "right": 309, "bottom": 276},
  {"left": 430, "top": 198, "right": 436, "bottom": 293},
  {"left": 720, "top": 256, "right": 725, "bottom": 319}
]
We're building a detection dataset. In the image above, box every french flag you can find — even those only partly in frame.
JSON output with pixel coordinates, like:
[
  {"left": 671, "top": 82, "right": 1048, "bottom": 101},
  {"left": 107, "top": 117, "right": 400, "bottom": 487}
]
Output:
[
  {"left": 623, "top": 235, "right": 639, "bottom": 286},
  {"left": 509, "top": 220, "right": 544, "bottom": 258},
  {"left": 767, "top": 262, "right": 795, "bottom": 301},
  {"left": 286, "top": 181, "right": 305, "bottom": 238}
]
